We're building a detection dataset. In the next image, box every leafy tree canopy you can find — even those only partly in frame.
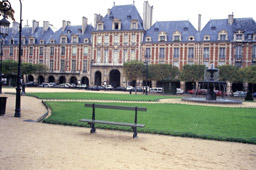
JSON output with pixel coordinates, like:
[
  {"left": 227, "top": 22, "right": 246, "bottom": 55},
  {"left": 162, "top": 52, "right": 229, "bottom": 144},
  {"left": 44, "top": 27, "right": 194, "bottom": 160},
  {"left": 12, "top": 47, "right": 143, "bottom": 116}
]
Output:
[
  {"left": 217, "top": 65, "right": 242, "bottom": 83},
  {"left": 123, "top": 60, "right": 144, "bottom": 81},
  {"left": 180, "top": 64, "right": 205, "bottom": 82}
]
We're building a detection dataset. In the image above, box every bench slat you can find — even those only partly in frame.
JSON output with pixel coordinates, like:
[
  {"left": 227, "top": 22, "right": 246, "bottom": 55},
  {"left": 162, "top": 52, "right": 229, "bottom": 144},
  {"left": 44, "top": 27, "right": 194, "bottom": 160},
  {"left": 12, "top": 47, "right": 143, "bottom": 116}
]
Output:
[
  {"left": 84, "top": 104, "right": 147, "bottom": 112},
  {"left": 80, "top": 119, "right": 145, "bottom": 127}
]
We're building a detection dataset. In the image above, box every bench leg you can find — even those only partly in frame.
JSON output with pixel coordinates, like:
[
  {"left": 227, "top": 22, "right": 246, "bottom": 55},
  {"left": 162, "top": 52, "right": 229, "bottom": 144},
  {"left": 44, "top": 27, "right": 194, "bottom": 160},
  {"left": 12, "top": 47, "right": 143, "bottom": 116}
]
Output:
[
  {"left": 89, "top": 123, "right": 96, "bottom": 133},
  {"left": 132, "top": 127, "right": 137, "bottom": 138}
]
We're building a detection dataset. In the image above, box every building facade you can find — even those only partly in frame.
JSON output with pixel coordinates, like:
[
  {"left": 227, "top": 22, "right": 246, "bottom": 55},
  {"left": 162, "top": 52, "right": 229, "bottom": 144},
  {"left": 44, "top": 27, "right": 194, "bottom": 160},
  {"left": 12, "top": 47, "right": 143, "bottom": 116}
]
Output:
[{"left": 2, "top": 2, "right": 256, "bottom": 91}]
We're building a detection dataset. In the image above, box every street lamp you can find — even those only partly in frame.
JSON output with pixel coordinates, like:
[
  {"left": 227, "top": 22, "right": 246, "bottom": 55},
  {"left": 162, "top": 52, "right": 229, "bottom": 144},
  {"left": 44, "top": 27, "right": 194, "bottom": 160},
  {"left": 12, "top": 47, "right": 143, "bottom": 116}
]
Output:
[
  {"left": 0, "top": 0, "right": 11, "bottom": 94},
  {"left": 14, "top": 0, "right": 22, "bottom": 118},
  {"left": 144, "top": 56, "right": 149, "bottom": 95}
]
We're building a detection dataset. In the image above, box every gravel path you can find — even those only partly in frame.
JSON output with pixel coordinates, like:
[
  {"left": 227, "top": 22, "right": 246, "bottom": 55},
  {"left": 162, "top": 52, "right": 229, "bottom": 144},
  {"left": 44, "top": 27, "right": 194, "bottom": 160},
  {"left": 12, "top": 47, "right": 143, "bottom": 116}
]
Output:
[{"left": 0, "top": 88, "right": 256, "bottom": 170}]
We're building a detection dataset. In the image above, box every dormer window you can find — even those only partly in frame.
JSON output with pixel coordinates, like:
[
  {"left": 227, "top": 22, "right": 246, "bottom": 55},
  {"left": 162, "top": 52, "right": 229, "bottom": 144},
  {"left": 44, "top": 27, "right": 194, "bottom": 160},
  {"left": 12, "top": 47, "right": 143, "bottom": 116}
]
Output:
[
  {"left": 29, "top": 38, "right": 35, "bottom": 44},
  {"left": 84, "top": 38, "right": 89, "bottom": 43},
  {"left": 204, "top": 35, "right": 210, "bottom": 41},
  {"left": 127, "top": 15, "right": 131, "bottom": 20},
  {"left": 50, "top": 40, "right": 55, "bottom": 44},
  {"left": 22, "top": 38, "right": 26, "bottom": 45},
  {"left": 78, "top": 29, "right": 82, "bottom": 34},
  {"left": 188, "top": 36, "right": 194, "bottom": 41},
  {"left": 173, "top": 31, "right": 181, "bottom": 41},
  {"left": 211, "top": 26, "right": 216, "bottom": 30},
  {"left": 247, "top": 34, "right": 253, "bottom": 40},
  {"left": 67, "top": 30, "right": 71, "bottom": 34},
  {"left": 61, "top": 37, "right": 67, "bottom": 44},
  {"left": 131, "top": 20, "right": 138, "bottom": 29},
  {"left": 183, "top": 27, "right": 188, "bottom": 31},
  {"left": 72, "top": 36, "right": 78, "bottom": 43},
  {"left": 158, "top": 31, "right": 167, "bottom": 42},
  {"left": 40, "top": 40, "right": 45, "bottom": 44},
  {"left": 97, "top": 23, "right": 104, "bottom": 30},
  {"left": 112, "top": 19, "right": 121, "bottom": 30},
  {"left": 235, "top": 30, "right": 244, "bottom": 41},
  {"left": 154, "top": 28, "right": 159, "bottom": 32},
  {"left": 10, "top": 39, "right": 14, "bottom": 45},
  {"left": 146, "top": 37, "right": 151, "bottom": 42},
  {"left": 218, "top": 30, "right": 228, "bottom": 41}
]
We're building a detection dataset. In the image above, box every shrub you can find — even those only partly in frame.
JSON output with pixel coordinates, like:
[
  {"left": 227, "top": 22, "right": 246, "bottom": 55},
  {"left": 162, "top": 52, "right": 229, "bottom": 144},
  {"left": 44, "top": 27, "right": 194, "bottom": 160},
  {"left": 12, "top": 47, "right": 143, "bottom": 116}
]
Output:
[{"left": 245, "top": 91, "right": 254, "bottom": 101}]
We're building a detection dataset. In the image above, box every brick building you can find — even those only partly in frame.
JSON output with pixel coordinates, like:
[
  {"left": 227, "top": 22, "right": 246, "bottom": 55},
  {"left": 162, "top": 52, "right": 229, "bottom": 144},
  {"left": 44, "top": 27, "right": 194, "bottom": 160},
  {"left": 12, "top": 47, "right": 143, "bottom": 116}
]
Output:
[{"left": 2, "top": 1, "right": 256, "bottom": 92}]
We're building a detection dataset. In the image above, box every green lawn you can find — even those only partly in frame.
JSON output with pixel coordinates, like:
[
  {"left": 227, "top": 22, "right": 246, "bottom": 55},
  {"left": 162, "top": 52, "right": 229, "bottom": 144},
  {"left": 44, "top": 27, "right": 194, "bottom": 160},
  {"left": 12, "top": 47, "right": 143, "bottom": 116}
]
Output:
[
  {"left": 44, "top": 101, "right": 256, "bottom": 144},
  {"left": 27, "top": 92, "right": 179, "bottom": 101}
]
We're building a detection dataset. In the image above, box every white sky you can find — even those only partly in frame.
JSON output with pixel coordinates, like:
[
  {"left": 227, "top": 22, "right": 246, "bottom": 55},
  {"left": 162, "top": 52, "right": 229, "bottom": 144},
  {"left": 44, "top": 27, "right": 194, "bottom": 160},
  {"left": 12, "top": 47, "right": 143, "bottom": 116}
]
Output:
[{"left": 10, "top": 0, "right": 256, "bottom": 31}]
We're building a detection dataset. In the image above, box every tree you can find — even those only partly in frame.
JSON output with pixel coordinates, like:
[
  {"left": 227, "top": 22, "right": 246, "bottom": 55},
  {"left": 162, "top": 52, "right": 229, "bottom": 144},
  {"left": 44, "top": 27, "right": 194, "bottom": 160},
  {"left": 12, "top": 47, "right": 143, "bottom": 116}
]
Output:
[
  {"left": 123, "top": 60, "right": 144, "bottom": 91},
  {"left": 180, "top": 64, "right": 205, "bottom": 89},
  {"left": 218, "top": 65, "right": 242, "bottom": 83},
  {"left": 241, "top": 65, "right": 256, "bottom": 92},
  {"left": 150, "top": 64, "right": 179, "bottom": 82}
]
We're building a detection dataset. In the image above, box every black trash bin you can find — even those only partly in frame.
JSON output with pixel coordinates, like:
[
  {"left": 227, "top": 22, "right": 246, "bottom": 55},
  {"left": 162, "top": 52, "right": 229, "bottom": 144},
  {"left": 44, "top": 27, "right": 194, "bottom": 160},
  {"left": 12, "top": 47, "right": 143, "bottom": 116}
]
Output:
[{"left": 0, "top": 97, "right": 7, "bottom": 116}]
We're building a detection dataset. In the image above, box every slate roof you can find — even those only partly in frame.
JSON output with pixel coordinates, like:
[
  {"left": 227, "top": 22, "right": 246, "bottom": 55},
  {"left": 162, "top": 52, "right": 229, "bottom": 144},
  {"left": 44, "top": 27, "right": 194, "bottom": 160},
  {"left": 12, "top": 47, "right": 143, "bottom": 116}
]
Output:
[
  {"left": 96, "top": 5, "right": 144, "bottom": 31},
  {"left": 144, "top": 21, "right": 199, "bottom": 42},
  {"left": 48, "top": 24, "right": 94, "bottom": 44},
  {"left": 3, "top": 26, "right": 54, "bottom": 45},
  {"left": 200, "top": 18, "right": 256, "bottom": 42}
]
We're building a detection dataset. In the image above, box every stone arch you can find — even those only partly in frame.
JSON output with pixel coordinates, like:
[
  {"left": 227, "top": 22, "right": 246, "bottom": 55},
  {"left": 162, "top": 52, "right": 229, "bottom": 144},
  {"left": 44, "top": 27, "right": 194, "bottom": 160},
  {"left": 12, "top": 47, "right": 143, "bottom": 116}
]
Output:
[
  {"left": 28, "top": 75, "right": 34, "bottom": 82},
  {"left": 48, "top": 76, "right": 55, "bottom": 83},
  {"left": 70, "top": 76, "right": 78, "bottom": 85},
  {"left": 38, "top": 75, "right": 45, "bottom": 84},
  {"left": 59, "top": 76, "right": 66, "bottom": 84},
  {"left": 95, "top": 71, "right": 102, "bottom": 86},
  {"left": 109, "top": 69, "right": 120, "bottom": 88},
  {"left": 81, "top": 76, "right": 89, "bottom": 86}
]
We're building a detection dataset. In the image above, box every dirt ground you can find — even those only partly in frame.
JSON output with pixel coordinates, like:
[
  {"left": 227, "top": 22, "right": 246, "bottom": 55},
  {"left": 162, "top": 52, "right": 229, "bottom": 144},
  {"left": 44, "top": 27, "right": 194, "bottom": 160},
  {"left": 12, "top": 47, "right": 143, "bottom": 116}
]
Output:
[{"left": 0, "top": 88, "right": 256, "bottom": 170}]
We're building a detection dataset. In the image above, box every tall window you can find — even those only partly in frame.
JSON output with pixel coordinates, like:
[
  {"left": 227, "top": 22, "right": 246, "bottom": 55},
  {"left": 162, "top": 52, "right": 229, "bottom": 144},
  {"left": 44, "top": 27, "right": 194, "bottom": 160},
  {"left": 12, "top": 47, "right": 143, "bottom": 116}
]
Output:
[
  {"left": 50, "top": 60, "right": 54, "bottom": 72},
  {"left": 29, "top": 47, "right": 33, "bottom": 56},
  {"left": 188, "top": 47, "right": 194, "bottom": 58},
  {"left": 61, "top": 46, "right": 65, "bottom": 55},
  {"left": 145, "top": 48, "right": 151, "bottom": 59},
  {"left": 97, "top": 49, "right": 101, "bottom": 63},
  {"left": 236, "top": 34, "right": 242, "bottom": 41},
  {"left": 83, "top": 60, "right": 87, "bottom": 73},
  {"left": 104, "top": 49, "right": 109, "bottom": 64},
  {"left": 97, "top": 35, "right": 102, "bottom": 45},
  {"left": 131, "top": 49, "right": 135, "bottom": 60},
  {"left": 73, "top": 37, "right": 78, "bottom": 43},
  {"left": 124, "top": 34, "right": 128, "bottom": 45},
  {"left": 104, "top": 35, "right": 109, "bottom": 45},
  {"left": 203, "top": 47, "right": 209, "bottom": 59},
  {"left": 174, "top": 48, "right": 179, "bottom": 58},
  {"left": 131, "top": 34, "right": 136, "bottom": 45},
  {"left": 113, "top": 49, "right": 118, "bottom": 64},
  {"left": 123, "top": 49, "right": 128, "bottom": 62},
  {"left": 235, "top": 46, "right": 242, "bottom": 59},
  {"left": 72, "top": 60, "right": 76, "bottom": 72},
  {"left": 10, "top": 47, "right": 13, "bottom": 56},
  {"left": 253, "top": 46, "right": 256, "bottom": 59},
  {"left": 39, "top": 47, "right": 44, "bottom": 56},
  {"left": 132, "top": 22, "right": 137, "bottom": 29},
  {"left": 174, "top": 35, "right": 180, "bottom": 41},
  {"left": 72, "top": 46, "right": 77, "bottom": 56},
  {"left": 219, "top": 47, "right": 226, "bottom": 59},
  {"left": 83, "top": 46, "right": 88, "bottom": 56},
  {"left": 159, "top": 48, "right": 165, "bottom": 63},
  {"left": 61, "top": 37, "right": 66, "bottom": 43},
  {"left": 50, "top": 47, "right": 54, "bottom": 56},
  {"left": 114, "top": 35, "right": 119, "bottom": 45},
  {"left": 39, "top": 60, "right": 43, "bottom": 64},
  {"left": 60, "top": 60, "right": 65, "bottom": 72}
]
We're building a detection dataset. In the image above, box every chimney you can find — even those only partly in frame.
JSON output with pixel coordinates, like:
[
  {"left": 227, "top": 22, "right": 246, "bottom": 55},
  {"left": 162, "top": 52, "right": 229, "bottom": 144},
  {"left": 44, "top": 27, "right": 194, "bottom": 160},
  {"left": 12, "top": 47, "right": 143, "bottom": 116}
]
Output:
[
  {"left": 113, "top": 2, "right": 115, "bottom": 6},
  {"left": 32, "top": 20, "right": 39, "bottom": 34},
  {"left": 94, "top": 14, "right": 103, "bottom": 28},
  {"left": 107, "top": 8, "right": 111, "bottom": 16},
  {"left": 82, "top": 17, "right": 88, "bottom": 34},
  {"left": 198, "top": 14, "right": 201, "bottom": 32},
  {"left": 12, "top": 21, "right": 19, "bottom": 35},
  {"left": 228, "top": 13, "right": 234, "bottom": 25},
  {"left": 67, "top": 21, "right": 71, "bottom": 26},
  {"left": 143, "top": 1, "right": 153, "bottom": 30},
  {"left": 43, "top": 21, "right": 49, "bottom": 33},
  {"left": 62, "top": 20, "right": 67, "bottom": 31}
]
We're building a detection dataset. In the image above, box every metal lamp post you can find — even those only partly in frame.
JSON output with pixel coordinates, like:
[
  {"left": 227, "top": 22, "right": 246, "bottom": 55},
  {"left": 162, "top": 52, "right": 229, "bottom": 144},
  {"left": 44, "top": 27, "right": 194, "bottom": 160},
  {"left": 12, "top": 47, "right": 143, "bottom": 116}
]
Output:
[
  {"left": 144, "top": 57, "right": 149, "bottom": 95},
  {"left": 14, "top": 0, "right": 22, "bottom": 117},
  {"left": 0, "top": 0, "right": 11, "bottom": 94}
]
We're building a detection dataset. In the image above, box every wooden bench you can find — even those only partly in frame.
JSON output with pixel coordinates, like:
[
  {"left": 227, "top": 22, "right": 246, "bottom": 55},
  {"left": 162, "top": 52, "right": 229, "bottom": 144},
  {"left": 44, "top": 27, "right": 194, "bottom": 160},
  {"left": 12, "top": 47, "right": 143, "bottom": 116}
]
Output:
[{"left": 80, "top": 104, "right": 147, "bottom": 138}]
